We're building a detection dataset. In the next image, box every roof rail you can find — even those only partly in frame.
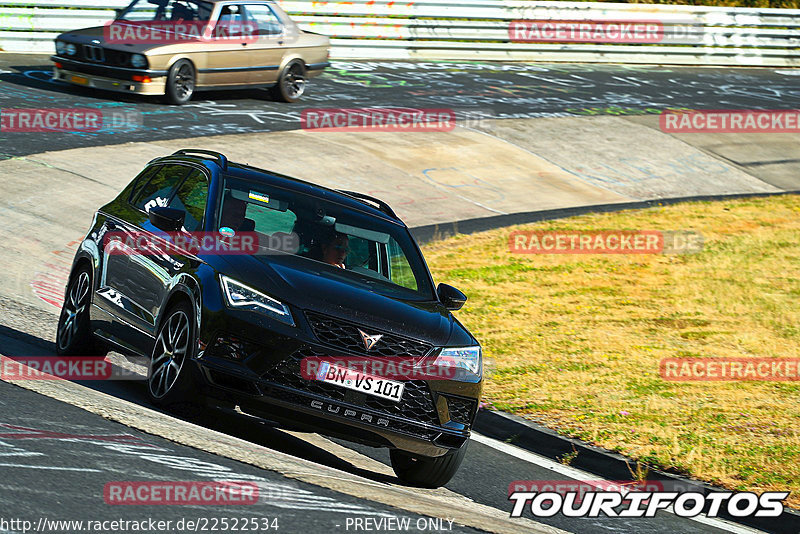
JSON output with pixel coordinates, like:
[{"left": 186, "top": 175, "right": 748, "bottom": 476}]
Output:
[
  {"left": 171, "top": 149, "right": 228, "bottom": 170},
  {"left": 336, "top": 190, "right": 398, "bottom": 219}
]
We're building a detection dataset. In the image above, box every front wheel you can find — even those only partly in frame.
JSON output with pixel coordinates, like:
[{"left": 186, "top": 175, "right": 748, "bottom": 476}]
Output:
[
  {"left": 390, "top": 440, "right": 469, "bottom": 488},
  {"left": 165, "top": 59, "right": 195, "bottom": 105},
  {"left": 147, "top": 302, "right": 197, "bottom": 407},
  {"left": 271, "top": 61, "right": 306, "bottom": 103}
]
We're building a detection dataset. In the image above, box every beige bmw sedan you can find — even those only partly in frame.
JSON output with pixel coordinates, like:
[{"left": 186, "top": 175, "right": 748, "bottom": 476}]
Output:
[{"left": 51, "top": 0, "right": 330, "bottom": 104}]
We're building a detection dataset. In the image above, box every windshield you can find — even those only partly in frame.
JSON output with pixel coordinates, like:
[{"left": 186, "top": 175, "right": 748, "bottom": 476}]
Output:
[
  {"left": 116, "top": 0, "right": 214, "bottom": 22},
  {"left": 218, "top": 176, "right": 435, "bottom": 300}
]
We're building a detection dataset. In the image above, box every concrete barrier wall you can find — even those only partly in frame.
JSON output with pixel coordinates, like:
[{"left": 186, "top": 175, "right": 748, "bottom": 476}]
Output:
[{"left": 2, "top": 0, "right": 800, "bottom": 65}]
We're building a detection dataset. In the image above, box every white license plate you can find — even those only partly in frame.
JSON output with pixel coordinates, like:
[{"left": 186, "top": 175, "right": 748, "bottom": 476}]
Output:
[{"left": 316, "top": 362, "right": 404, "bottom": 402}]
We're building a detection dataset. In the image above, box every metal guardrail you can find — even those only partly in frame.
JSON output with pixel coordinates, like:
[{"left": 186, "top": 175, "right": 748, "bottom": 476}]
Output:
[{"left": 1, "top": 0, "right": 799, "bottom": 65}]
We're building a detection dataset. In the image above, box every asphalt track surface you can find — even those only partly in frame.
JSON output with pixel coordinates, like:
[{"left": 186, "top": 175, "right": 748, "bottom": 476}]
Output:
[
  {"left": 1, "top": 53, "right": 797, "bottom": 534},
  {"left": 2, "top": 54, "right": 800, "bottom": 157},
  {"left": 0, "top": 310, "right": 739, "bottom": 534}
]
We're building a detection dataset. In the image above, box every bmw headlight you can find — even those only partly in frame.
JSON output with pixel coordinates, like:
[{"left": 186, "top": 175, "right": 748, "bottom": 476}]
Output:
[
  {"left": 55, "top": 40, "right": 67, "bottom": 55},
  {"left": 130, "top": 54, "right": 147, "bottom": 68},
  {"left": 65, "top": 43, "right": 77, "bottom": 56},
  {"left": 220, "top": 275, "right": 294, "bottom": 327},
  {"left": 433, "top": 346, "right": 482, "bottom": 376}
]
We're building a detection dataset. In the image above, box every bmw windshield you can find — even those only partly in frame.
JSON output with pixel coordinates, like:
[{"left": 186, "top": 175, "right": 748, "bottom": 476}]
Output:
[{"left": 116, "top": 0, "right": 214, "bottom": 22}]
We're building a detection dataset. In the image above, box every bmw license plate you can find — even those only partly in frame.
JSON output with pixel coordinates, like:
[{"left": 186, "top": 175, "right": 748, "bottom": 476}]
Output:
[
  {"left": 316, "top": 362, "right": 404, "bottom": 402},
  {"left": 70, "top": 75, "right": 89, "bottom": 85}
]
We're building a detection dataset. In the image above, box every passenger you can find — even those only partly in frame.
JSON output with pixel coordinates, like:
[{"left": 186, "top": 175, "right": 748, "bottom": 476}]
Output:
[{"left": 321, "top": 232, "right": 349, "bottom": 268}]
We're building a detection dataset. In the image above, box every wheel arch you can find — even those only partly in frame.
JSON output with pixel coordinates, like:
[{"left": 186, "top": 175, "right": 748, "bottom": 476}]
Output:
[
  {"left": 155, "top": 275, "right": 203, "bottom": 355},
  {"left": 164, "top": 55, "right": 197, "bottom": 73},
  {"left": 278, "top": 54, "right": 306, "bottom": 74}
]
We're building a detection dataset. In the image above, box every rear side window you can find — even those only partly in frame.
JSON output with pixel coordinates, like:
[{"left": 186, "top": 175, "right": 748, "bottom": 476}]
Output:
[
  {"left": 132, "top": 164, "right": 192, "bottom": 213},
  {"left": 127, "top": 165, "right": 159, "bottom": 203},
  {"left": 243, "top": 4, "right": 283, "bottom": 35},
  {"left": 169, "top": 169, "right": 209, "bottom": 232}
]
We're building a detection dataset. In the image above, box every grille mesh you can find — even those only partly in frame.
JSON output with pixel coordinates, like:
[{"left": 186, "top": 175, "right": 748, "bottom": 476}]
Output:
[
  {"left": 445, "top": 396, "right": 477, "bottom": 426},
  {"left": 305, "top": 311, "right": 432, "bottom": 358}
]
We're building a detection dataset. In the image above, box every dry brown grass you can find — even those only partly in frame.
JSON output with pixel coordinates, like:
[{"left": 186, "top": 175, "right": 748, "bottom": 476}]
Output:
[{"left": 422, "top": 195, "right": 800, "bottom": 506}]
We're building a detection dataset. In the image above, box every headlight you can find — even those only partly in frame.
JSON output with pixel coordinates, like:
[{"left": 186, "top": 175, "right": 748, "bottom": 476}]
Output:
[
  {"left": 433, "top": 346, "right": 482, "bottom": 376},
  {"left": 65, "top": 43, "right": 77, "bottom": 56},
  {"left": 220, "top": 275, "right": 294, "bottom": 327},
  {"left": 130, "top": 54, "right": 147, "bottom": 68},
  {"left": 56, "top": 41, "right": 66, "bottom": 55}
]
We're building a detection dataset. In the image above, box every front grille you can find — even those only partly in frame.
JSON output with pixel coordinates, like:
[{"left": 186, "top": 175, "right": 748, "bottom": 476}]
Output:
[
  {"left": 445, "top": 395, "right": 477, "bottom": 426},
  {"left": 305, "top": 311, "right": 432, "bottom": 358},
  {"left": 260, "top": 346, "right": 439, "bottom": 426},
  {"left": 83, "top": 45, "right": 105, "bottom": 62},
  {"left": 79, "top": 46, "right": 131, "bottom": 67}
]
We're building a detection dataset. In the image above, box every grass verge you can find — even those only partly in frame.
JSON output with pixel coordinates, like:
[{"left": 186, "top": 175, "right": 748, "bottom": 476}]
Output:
[{"left": 422, "top": 195, "right": 800, "bottom": 506}]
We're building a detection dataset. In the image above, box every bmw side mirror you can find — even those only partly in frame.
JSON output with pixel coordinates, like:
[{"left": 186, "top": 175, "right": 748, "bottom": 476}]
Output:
[
  {"left": 437, "top": 283, "right": 467, "bottom": 311},
  {"left": 149, "top": 206, "right": 185, "bottom": 232}
]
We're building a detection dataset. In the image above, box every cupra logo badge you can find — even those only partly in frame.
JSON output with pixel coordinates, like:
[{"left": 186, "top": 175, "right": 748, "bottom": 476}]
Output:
[{"left": 358, "top": 329, "right": 383, "bottom": 351}]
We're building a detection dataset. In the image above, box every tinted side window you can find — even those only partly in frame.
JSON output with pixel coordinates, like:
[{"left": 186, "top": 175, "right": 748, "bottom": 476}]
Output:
[
  {"left": 170, "top": 169, "right": 209, "bottom": 232},
  {"left": 132, "top": 164, "right": 191, "bottom": 213},
  {"left": 127, "top": 165, "right": 159, "bottom": 203}
]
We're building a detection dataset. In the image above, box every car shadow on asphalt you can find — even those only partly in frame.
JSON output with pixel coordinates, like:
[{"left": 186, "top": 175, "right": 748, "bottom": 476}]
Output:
[
  {"left": 0, "top": 65, "right": 280, "bottom": 106},
  {"left": 0, "top": 322, "right": 402, "bottom": 487}
]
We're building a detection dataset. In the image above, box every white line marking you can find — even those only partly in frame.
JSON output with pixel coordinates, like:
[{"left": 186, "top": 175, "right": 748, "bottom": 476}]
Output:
[
  {"left": 471, "top": 432, "right": 766, "bottom": 534},
  {"left": 0, "top": 463, "right": 102, "bottom": 472}
]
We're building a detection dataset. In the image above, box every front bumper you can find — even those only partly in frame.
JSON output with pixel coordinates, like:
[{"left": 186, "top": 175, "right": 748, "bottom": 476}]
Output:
[
  {"left": 193, "top": 307, "right": 481, "bottom": 457},
  {"left": 51, "top": 56, "right": 167, "bottom": 96}
]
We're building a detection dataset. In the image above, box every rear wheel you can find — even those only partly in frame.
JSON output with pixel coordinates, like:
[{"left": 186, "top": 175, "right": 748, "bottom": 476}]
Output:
[
  {"left": 165, "top": 59, "right": 195, "bottom": 105},
  {"left": 56, "top": 266, "right": 105, "bottom": 356},
  {"left": 271, "top": 60, "right": 306, "bottom": 103},
  {"left": 390, "top": 440, "right": 469, "bottom": 488},
  {"left": 147, "top": 302, "right": 197, "bottom": 407}
]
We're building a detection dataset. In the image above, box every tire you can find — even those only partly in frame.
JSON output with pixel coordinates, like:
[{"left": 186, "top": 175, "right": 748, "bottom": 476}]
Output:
[
  {"left": 56, "top": 266, "right": 105, "bottom": 356},
  {"left": 165, "top": 59, "right": 195, "bottom": 105},
  {"left": 271, "top": 60, "right": 306, "bottom": 103},
  {"left": 147, "top": 301, "right": 198, "bottom": 408},
  {"left": 390, "top": 439, "right": 469, "bottom": 488}
]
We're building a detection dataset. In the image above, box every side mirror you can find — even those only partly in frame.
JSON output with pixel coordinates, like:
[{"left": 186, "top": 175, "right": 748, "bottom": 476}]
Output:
[
  {"left": 149, "top": 206, "right": 185, "bottom": 232},
  {"left": 437, "top": 283, "right": 467, "bottom": 311}
]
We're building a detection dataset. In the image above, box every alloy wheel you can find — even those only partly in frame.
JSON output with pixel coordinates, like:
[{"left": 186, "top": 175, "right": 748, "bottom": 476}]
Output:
[{"left": 149, "top": 310, "right": 190, "bottom": 399}]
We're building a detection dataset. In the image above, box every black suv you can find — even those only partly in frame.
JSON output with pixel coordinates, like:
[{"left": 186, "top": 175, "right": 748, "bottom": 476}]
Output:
[{"left": 56, "top": 149, "right": 482, "bottom": 487}]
